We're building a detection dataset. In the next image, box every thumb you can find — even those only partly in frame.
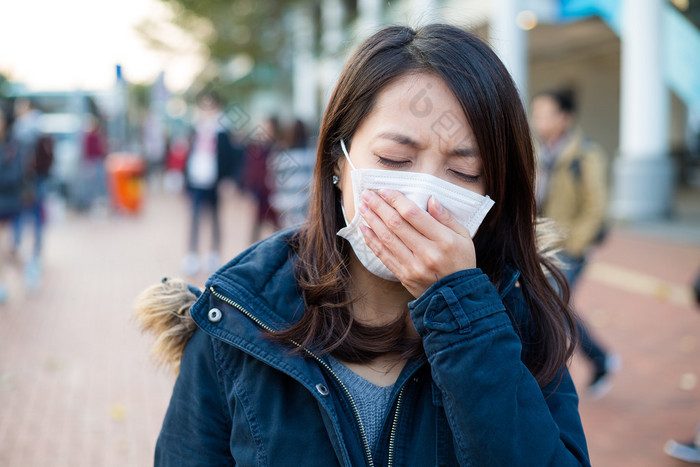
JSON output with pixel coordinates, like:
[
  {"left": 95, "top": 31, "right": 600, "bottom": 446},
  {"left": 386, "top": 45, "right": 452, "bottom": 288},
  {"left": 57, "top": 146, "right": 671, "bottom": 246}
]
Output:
[{"left": 428, "top": 196, "right": 471, "bottom": 237}]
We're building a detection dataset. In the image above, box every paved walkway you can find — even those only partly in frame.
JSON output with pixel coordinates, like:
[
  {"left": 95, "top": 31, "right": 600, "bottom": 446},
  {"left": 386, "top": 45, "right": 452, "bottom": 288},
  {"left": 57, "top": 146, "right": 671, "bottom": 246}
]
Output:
[{"left": 0, "top": 188, "right": 699, "bottom": 466}]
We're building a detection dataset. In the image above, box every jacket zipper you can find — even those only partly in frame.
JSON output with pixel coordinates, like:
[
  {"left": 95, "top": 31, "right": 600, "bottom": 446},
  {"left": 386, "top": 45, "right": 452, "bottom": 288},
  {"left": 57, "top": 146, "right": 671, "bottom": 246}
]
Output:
[
  {"left": 387, "top": 386, "right": 405, "bottom": 467},
  {"left": 209, "top": 286, "right": 377, "bottom": 467}
]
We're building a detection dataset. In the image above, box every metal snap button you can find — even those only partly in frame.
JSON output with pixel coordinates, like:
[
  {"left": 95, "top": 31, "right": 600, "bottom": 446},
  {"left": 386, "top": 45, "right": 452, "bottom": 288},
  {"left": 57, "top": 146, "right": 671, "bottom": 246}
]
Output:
[
  {"left": 315, "top": 383, "right": 330, "bottom": 396},
  {"left": 208, "top": 308, "right": 222, "bottom": 323}
]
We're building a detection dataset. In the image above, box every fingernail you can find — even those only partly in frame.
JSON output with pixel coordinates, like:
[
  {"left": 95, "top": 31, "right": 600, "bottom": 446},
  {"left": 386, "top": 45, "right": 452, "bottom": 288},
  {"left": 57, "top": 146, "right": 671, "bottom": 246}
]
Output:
[
  {"left": 359, "top": 202, "right": 368, "bottom": 213},
  {"left": 361, "top": 190, "right": 373, "bottom": 202},
  {"left": 432, "top": 196, "right": 443, "bottom": 214},
  {"left": 359, "top": 224, "right": 368, "bottom": 234},
  {"left": 378, "top": 188, "right": 388, "bottom": 198}
]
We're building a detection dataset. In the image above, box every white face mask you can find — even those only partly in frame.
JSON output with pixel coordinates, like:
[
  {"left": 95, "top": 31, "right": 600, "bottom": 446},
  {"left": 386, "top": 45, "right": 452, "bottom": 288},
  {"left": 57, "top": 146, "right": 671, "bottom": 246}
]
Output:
[{"left": 336, "top": 139, "right": 495, "bottom": 281}]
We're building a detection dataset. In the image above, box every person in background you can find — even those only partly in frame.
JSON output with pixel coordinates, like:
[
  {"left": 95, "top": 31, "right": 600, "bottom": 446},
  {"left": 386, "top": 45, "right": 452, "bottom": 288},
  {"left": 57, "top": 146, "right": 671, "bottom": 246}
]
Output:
[
  {"left": 531, "top": 89, "right": 621, "bottom": 399},
  {"left": 10, "top": 97, "right": 47, "bottom": 291},
  {"left": 182, "top": 90, "right": 242, "bottom": 276},
  {"left": 82, "top": 114, "right": 108, "bottom": 214},
  {"left": 242, "top": 116, "right": 280, "bottom": 243},
  {"left": 663, "top": 270, "right": 700, "bottom": 463},
  {"left": 163, "top": 133, "right": 189, "bottom": 194},
  {"left": 0, "top": 107, "right": 22, "bottom": 303},
  {"left": 269, "top": 118, "right": 316, "bottom": 228},
  {"left": 137, "top": 24, "right": 589, "bottom": 466}
]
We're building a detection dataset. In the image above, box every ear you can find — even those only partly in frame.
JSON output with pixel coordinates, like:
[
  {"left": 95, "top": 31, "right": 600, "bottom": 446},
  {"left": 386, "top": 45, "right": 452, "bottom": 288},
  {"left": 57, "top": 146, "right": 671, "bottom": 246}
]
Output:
[{"left": 333, "top": 158, "right": 346, "bottom": 189}]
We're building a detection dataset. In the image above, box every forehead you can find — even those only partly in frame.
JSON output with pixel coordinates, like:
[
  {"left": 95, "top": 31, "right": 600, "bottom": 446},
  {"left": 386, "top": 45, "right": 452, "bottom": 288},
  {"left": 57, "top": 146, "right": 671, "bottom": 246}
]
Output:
[
  {"left": 359, "top": 72, "right": 475, "bottom": 146},
  {"left": 532, "top": 95, "right": 561, "bottom": 113}
]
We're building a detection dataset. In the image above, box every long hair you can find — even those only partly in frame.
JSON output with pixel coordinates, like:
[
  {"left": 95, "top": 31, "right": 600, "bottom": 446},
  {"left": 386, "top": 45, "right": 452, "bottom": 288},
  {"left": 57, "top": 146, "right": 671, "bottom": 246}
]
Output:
[{"left": 274, "top": 24, "right": 575, "bottom": 386}]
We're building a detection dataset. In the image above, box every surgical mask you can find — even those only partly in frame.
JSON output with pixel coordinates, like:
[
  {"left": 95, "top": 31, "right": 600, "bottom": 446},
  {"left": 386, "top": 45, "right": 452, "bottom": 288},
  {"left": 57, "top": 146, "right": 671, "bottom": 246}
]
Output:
[{"left": 336, "top": 139, "right": 495, "bottom": 281}]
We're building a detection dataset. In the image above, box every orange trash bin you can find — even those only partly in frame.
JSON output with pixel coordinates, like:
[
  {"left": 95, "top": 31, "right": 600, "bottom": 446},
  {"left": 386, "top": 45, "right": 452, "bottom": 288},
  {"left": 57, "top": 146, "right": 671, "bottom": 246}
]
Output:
[{"left": 106, "top": 153, "right": 146, "bottom": 214}]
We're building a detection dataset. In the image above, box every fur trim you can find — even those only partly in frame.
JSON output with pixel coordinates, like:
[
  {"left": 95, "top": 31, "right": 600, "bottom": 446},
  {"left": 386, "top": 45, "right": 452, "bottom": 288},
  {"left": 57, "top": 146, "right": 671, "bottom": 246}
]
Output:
[{"left": 134, "top": 278, "right": 199, "bottom": 375}]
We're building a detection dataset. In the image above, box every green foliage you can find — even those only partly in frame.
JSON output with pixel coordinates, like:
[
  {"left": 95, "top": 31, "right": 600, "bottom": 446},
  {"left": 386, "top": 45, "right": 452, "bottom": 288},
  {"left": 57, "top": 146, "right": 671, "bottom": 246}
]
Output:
[
  {"left": 138, "top": 0, "right": 320, "bottom": 105},
  {"left": 154, "top": 0, "right": 302, "bottom": 66}
]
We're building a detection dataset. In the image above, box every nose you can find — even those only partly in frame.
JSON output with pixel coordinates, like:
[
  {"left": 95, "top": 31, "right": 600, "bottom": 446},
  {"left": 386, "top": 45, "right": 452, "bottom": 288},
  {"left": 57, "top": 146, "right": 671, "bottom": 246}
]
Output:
[{"left": 413, "top": 158, "right": 445, "bottom": 181}]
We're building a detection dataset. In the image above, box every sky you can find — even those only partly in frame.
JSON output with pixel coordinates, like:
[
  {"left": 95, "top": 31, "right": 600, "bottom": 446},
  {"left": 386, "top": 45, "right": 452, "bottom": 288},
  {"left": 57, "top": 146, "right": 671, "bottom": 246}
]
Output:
[{"left": 0, "top": 0, "right": 206, "bottom": 93}]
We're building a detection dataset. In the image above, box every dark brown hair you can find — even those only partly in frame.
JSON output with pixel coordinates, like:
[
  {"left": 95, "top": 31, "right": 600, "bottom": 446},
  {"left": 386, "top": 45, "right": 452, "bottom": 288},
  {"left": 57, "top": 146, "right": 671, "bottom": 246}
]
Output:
[{"left": 274, "top": 24, "right": 575, "bottom": 386}]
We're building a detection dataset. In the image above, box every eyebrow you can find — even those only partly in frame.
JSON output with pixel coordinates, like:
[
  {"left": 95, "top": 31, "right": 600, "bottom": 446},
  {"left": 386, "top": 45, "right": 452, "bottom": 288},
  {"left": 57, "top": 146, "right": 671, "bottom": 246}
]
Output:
[
  {"left": 378, "top": 132, "right": 421, "bottom": 149},
  {"left": 378, "top": 132, "right": 478, "bottom": 158},
  {"left": 447, "top": 147, "right": 479, "bottom": 158}
]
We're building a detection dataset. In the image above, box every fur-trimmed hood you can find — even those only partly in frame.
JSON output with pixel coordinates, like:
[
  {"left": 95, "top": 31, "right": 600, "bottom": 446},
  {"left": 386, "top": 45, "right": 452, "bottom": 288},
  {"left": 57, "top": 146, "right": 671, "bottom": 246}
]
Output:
[
  {"left": 134, "top": 278, "right": 201, "bottom": 375},
  {"left": 135, "top": 228, "right": 302, "bottom": 375}
]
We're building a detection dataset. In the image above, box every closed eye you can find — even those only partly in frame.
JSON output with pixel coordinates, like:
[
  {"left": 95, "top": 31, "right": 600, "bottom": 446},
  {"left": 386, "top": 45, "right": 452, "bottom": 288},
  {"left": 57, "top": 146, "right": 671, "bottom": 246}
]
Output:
[
  {"left": 376, "top": 155, "right": 411, "bottom": 169},
  {"left": 449, "top": 169, "right": 481, "bottom": 183}
]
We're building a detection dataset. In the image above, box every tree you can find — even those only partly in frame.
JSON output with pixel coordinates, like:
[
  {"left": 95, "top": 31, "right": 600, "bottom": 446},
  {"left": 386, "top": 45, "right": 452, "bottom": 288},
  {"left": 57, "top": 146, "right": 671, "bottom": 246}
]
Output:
[{"left": 138, "top": 0, "right": 311, "bottom": 101}]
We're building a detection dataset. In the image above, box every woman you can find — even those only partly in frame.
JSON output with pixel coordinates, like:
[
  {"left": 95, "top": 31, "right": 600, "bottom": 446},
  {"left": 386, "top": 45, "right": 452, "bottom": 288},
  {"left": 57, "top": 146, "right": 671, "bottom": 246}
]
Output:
[
  {"left": 138, "top": 24, "right": 589, "bottom": 466},
  {"left": 182, "top": 90, "right": 242, "bottom": 276},
  {"left": 243, "top": 116, "right": 281, "bottom": 243}
]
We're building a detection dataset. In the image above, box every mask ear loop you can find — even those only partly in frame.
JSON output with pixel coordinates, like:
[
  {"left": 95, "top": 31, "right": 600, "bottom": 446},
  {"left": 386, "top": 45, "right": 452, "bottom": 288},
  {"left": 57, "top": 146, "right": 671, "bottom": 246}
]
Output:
[
  {"left": 337, "top": 139, "right": 356, "bottom": 226},
  {"left": 339, "top": 139, "right": 357, "bottom": 170}
]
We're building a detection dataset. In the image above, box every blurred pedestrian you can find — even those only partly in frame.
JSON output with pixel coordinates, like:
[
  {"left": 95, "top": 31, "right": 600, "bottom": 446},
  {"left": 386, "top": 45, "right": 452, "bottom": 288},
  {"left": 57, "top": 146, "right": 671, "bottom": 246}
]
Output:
[
  {"left": 10, "top": 97, "right": 50, "bottom": 291},
  {"left": 81, "top": 114, "right": 108, "bottom": 214},
  {"left": 242, "top": 116, "right": 280, "bottom": 243},
  {"left": 0, "top": 107, "right": 22, "bottom": 303},
  {"left": 163, "top": 134, "right": 189, "bottom": 194},
  {"left": 181, "top": 90, "right": 243, "bottom": 276},
  {"left": 663, "top": 270, "right": 700, "bottom": 463},
  {"left": 269, "top": 118, "right": 315, "bottom": 227},
  {"left": 531, "top": 89, "right": 620, "bottom": 399},
  {"left": 138, "top": 24, "right": 589, "bottom": 466}
]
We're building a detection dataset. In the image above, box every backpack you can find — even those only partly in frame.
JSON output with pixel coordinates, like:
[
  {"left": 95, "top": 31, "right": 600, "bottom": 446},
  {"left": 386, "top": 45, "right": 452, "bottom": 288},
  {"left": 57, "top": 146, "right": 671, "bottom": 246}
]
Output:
[
  {"left": 32, "top": 134, "right": 54, "bottom": 176},
  {"left": 568, "top": 149, "right": 609, "bottom": 245}
]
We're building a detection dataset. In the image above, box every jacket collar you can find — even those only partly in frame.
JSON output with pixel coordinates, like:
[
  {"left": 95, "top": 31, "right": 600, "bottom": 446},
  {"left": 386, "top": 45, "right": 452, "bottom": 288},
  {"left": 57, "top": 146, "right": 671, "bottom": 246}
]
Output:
[
  {"left": 203, "top": 227, "right": 305, "bottom": 331},
  {"left": 198, "top": 228, "right": 521, "bottom": 330}
]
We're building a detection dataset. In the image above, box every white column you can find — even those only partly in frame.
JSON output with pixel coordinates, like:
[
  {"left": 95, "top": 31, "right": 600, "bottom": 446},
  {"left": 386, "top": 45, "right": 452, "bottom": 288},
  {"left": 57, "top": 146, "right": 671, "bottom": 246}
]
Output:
[
  {"left": 320, "top": 0, "right": 345, "bottom": 109},
  {"left": 292, "top": 6, "right": 318, "bottom": 125},
  {"left": 322, "top": 0, "right": 344, "bottom": 55},
  {"left": 489, "top": 0, "right": 528, "bottom": 101},
  {"left": 611, "top": 0, "right": 673, "bottom": 220}
]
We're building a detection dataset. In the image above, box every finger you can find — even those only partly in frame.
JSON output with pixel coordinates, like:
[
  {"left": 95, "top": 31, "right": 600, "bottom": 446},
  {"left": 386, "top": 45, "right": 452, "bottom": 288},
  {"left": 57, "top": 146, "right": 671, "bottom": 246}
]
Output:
[
  {"left": 358, "top": 199, "right": 415, "bottom": 262},
  {"left": 362, "top": 189, "right": 428, "bottom": 249},
  {"left": 359, "top": 224, "right": 407, "bottom": 278},
  {"left": 371, "top": 188, "right": 447, "bottom": 243},
  {"left": 427, "top": 196, "right": 471, "bottom": 238}
]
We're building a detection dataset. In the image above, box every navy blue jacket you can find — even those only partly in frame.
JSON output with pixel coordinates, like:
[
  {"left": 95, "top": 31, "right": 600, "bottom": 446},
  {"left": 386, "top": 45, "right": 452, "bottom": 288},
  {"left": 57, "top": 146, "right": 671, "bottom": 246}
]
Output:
[{"left": 155, "top": 230, "right": 589, "bottom": 466}]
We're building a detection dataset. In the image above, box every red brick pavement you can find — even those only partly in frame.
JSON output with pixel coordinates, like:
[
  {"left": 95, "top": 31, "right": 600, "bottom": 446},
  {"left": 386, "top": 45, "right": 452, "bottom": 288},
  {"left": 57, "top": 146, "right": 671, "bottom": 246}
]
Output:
[
  {"left": 571, "top": 231, "right": 700, "bottom": 466},
  {"left": 0, "top": 187, "right": 259, "bottom": 467},
  {"left": 0, "top": 189, "right": 699, "bottom": 466}
]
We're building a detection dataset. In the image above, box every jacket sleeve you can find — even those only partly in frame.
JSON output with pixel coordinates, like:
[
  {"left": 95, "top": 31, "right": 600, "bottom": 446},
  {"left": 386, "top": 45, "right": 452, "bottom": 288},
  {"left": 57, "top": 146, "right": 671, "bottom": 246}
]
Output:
[
  {"left": 565, "top": 146, "right": 607, "bottom": 257},
  {"left": 408, "top": 269, "right": 590, "bottom": 467},
  {"left": 155, "top": 329, "right": 235, "bottom": 467}
]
